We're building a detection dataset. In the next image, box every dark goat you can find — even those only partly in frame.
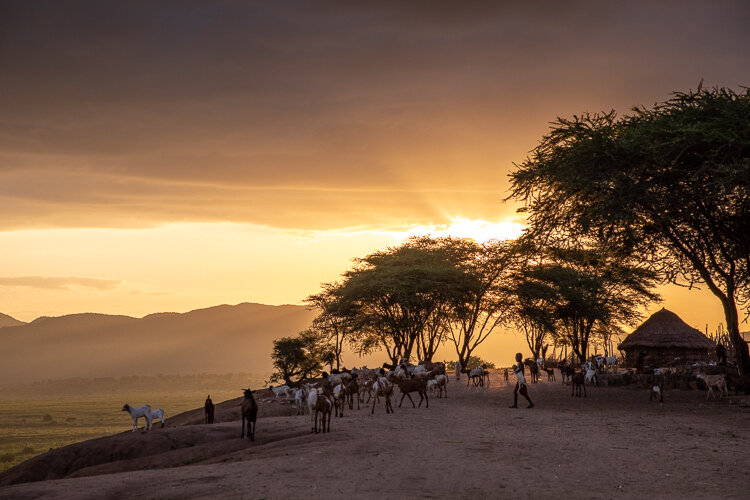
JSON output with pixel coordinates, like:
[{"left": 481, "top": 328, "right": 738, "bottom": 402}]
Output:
[
  {"left": 419, "top": 361, "right": 446, "bottom": 376},
  {"left": 240, "top": 388, "right": 258, "bottom": 441},
  {"left": 571, "top": 371, "right": 586, "bottom": 397},
  {"left": 345, "top": 375, "right": 360, "bottom": 410},
  {"left": 462, "top": 367, "right": 485, "bottom": 387},
  {"left": 543, "top": 368, "right": 555, "bottom": 382},
  {"left": 394, "top": 375, "right": 429, "bottom": 408},
  {"left": 524, "top": 359, "right": 540, "bottom": 384},
  {"left": 204, "top": 395, "right": 215, "bottom": 424}
]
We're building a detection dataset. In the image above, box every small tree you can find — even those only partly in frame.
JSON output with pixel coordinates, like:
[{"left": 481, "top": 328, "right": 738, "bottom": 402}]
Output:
[
  {"left": 269, "top": 330, "right": 324, "bottom": 386},
  {"left": 306, "top": 282, "right": 353, "bottom": 371}
]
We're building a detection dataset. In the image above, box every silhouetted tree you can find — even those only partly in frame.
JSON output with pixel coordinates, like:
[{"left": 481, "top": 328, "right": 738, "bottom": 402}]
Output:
[
  {"left": 305, "top": 282, "right": 353, "bottom": 371},
  {"left": 509, "top": 246, "right": 659, "bottom": 364},
  {"left": 509, "top": 85, "right": 750, "bottom": 372},
  {"left": 434, "top": 238, "right": 516, "bottom": 368},
  {"left": 269, "top": 330, "right": 324, "bottom": 386},
  {"left": 324, "top": 239, "right": 474, "bottom": 364}
]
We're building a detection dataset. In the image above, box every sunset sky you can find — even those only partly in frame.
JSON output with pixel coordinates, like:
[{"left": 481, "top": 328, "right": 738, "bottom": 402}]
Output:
[{"left": 1, "top": 2, "right": 749, "bottom": 355}]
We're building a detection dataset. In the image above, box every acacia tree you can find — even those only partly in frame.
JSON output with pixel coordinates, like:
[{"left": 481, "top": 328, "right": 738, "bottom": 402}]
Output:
[
  {"left": 507, "top": 271, "right": 556, "bottom": 360},
  {"left": 327, "top": 239, "right": 473, "bottom": 365},
  {"left": 512, "top": 247, "right": 659, "bottom": 364},
  {"left": 305, "top": 282, "right": 353, "bottom": 371},
  {"left": 436, "top": 238, "right": 516, "bottom": 369},
  {"left": 509, "top": 85, "right": 750, "bottom": 372},
  {"left": 269, "top": 330, "right": 325, "bottom": 386},
  {"left": 416, "top": 304, "right": 451, "bottom": 362}
]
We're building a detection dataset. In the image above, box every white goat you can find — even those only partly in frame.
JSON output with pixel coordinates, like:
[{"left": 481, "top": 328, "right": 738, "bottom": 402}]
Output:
[
  {"left": 371, "top": 377, "right": 394, "bottom": 414},
  {"left": 148, "top": 408, "right": 166, "bottom": 429},
  {"left": 122, "top": 403, "right": 152, "bottom": 432},
  {"left": 426, "top": 379, "right": 439, "bottom": 396},
  {"left": 410, "top": 365, "right": 427, "bottom": 377},
  {"left": 332, "top": 383, "right": 347, "bottom": 417},
  {"left": 324, "top": 372, "right": 352, "bottom": 387},
  {"left": 269, "top": 385, "right": 293, "bottom": 401},
  {"left": 434, "top": 374, "right": 448, "bottom": 398},
  {"left": 466, "top": 366, "right": 485, "bottom": 387},
  {"left": 696, "top": 373, "right": 728, "bottom": 400},
  {"left": 293, "top": 386, "right": 308, "bottom": 415},
  {"left": 584, "top": 367, "right": 598, "bottom": 386},
  {"left": 605, "top": 355, "right": 618, "bottom": 373}
]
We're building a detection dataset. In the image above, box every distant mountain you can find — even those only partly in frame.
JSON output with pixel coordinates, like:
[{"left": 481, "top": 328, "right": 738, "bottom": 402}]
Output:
[
  {"left": 0, "top": 312, "right": 26, "bottom": 328},
  {"left": 0, "top": 303, "right": 316, "bottom": 384}
]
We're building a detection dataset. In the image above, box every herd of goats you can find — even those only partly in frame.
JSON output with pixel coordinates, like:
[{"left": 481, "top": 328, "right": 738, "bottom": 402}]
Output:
[{"left": 122, "top": 354, "right": 750, "bottom": 440}]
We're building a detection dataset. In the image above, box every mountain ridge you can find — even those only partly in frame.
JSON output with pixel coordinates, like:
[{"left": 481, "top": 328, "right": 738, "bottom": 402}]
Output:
[
  {"left": 0, "top": 303, "right": 316, "bottom": 384},
  {"left": 0, "top": 312, "right": 26, "bottom": 328}
]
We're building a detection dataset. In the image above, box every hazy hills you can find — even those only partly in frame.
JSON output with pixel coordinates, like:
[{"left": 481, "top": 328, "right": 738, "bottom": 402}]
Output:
[
  {"left": 0, "top": 312, "right": 26, "bottom": 328},
  {"left": 0, "top": 303, "right": 316, "bottom": 384}
]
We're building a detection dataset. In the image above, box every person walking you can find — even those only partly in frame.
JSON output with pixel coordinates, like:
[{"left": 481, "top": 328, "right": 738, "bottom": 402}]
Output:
[{"left": 509, "top": 352, "right": 534, "bottom": 408}]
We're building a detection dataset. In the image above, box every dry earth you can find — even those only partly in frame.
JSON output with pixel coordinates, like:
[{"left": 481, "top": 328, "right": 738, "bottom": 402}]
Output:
[{"left": 1, "top": 372, "right": 748, "bottom": 500}]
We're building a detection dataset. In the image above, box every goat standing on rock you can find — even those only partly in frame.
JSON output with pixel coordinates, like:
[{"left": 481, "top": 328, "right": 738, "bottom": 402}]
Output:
[{"left": 122, "top": 404, "right": 153, "bottom": 432}]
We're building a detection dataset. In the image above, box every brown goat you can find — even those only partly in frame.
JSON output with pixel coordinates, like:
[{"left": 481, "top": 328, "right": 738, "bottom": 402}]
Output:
[
  {"left": 419, "top": 361, "right": 446, "bottom": 376},
  {"left": 345, "top": 376, "right": 360, "bottom": 410},
  {"left": 395, "top": 375, "right": 429, "bottom": 408},
  {"left": 204, "top": 395, "right": 215, "bottom": 424},
  {"left": 240, "top": 388, "right": 258, "bottom": 440},
  {"left": 310, "top": 388, "right": 333, "bottom": 433}
]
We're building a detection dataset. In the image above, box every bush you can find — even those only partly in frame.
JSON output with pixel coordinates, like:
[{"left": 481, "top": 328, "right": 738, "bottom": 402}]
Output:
[{"left": 448, "top": 356, "right": 496, "bottom": 370}]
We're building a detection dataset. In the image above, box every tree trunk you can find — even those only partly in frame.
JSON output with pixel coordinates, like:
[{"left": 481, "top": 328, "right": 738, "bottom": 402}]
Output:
[{"left": 721, "top": 297, "right": 750, "bottom": 374}]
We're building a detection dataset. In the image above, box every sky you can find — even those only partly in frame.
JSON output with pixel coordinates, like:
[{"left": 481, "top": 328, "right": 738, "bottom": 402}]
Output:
[{"left": 1, "top": 1, "right": 749, "bottom": 358}]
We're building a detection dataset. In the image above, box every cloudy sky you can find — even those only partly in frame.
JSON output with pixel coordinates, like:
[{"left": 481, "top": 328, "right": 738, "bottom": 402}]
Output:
[{"left": 1, "top": 1, "right": 748, "bottom": 344}]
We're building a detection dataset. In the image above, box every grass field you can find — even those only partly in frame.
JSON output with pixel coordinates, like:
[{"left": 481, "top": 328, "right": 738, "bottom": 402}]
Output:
[{"left": 0, "top": 373, "right": 267, "bottom": 473}]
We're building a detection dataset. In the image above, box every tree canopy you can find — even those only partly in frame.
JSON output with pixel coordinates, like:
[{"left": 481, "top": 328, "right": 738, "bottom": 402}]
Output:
[
  {"left": 323, "top": 238, "right": 476, "bottom": 364},
  {"left": 509, "top": 85, "right": 750, "bottom": 372},
  {"left": 269, "top": 331, "right": 325, "bottom": 386},
  {"left": 513, "top": 246, "right": 659, "bottom": 363}
]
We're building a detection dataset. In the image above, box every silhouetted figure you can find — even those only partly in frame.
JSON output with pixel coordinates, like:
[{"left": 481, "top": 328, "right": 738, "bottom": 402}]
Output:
[
  {"left": 716, "top": 343, "right": 727, "bottom": 365},
  {"left": 204, "top": 395, "right": 215, "bottom": 424},
  {"left": 509, "top": 352, "right": 534, "bottom": 409}
]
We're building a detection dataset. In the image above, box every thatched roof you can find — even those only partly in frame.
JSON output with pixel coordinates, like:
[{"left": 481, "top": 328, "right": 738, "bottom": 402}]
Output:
[{"left": 618, "top": 308, "right": 716, "bottom": 350}]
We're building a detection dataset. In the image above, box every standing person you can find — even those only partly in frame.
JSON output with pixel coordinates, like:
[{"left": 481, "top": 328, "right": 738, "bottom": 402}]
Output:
[
  {"left": 204, "top": 395, "right": 215, "bottom": 424},
  {"left": 716, "top": 343, "right": 727, "bottom": 365},
  {"left": 510, "top": 353, "right": 534, "bottom": 409}
]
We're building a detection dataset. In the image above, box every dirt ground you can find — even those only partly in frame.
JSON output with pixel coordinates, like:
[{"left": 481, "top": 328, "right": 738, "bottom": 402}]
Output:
[{"left": 1, "top": 372, "right": 748, "bottom": 500}]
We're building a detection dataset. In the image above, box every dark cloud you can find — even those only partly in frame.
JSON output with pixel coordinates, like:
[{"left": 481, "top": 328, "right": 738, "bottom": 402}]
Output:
[
  {"left": 0, "top": 276, "right": 122, "bottom": 291},
  {"left": 1, "top": 1, "right": 748, "bottom": 229}
]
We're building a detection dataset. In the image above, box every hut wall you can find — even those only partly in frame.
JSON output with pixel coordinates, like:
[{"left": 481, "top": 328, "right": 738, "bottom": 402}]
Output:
[{"left": 622, "top": 347, "right": 712, "bottom": 368}]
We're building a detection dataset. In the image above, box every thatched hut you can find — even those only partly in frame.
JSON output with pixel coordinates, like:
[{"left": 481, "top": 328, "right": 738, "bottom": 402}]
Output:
[{"left": 618, "top": 308, "right": 715, "bottom": 367}]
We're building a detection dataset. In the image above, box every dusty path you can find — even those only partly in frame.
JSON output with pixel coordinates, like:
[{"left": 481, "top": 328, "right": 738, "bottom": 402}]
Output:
[{"left": 1, "top": 373, "right": 748, "bottom": 499}]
